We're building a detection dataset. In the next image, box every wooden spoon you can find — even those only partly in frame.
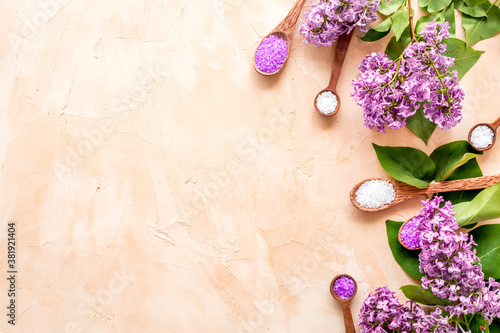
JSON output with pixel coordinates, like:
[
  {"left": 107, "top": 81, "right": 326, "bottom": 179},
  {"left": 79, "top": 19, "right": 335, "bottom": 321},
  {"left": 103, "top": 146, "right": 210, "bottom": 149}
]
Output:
[
  {"left": 350, "top": 175, "right": 500, "bottom": 212},
  {"left": 253, "top": 0, "right": 307, "bottom": 76},
  {"left": 314, "top": 31, "right": 354, "bottom": 117},
  {"left": 468, "top": 116, "right": 500, "bottom": 151},
  {"left": 330, "top": 274, "right": 357, "bottom": 333}
]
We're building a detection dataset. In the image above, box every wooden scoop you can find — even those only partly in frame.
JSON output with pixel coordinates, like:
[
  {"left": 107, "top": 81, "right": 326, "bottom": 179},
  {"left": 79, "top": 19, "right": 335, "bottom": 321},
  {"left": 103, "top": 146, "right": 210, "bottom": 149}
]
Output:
[
  {"left": 350, "top": 175, "right": 500, "bottom": 212},
  {"left": 253, "top": 0, "right": 307, "bottom": 76},
  {"left": 468, "top": 115, "right": 500, "bottom": 151},
  {"left": 314, "top": 31, "right": 354, "bottom": 117},
  {"left": 330, "top": 274, "right": 357, "bottom": 333}
]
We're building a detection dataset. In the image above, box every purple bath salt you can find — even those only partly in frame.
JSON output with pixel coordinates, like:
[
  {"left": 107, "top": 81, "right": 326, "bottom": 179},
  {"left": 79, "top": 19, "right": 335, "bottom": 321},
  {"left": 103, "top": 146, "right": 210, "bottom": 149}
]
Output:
[
  {"left": 400, "top": 217, "right": 421, "bottom": 250},
  {"left": 254, "top": 34, "right": 288, "bottom": 74},
  {"left": 334, "top": 276, "right": 356, "bottom": 300}
]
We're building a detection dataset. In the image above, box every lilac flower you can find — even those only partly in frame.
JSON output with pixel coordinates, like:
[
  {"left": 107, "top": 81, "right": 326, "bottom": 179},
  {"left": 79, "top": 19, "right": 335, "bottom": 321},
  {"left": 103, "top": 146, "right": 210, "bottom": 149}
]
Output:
[
  {"left": 414, "top": 196, "right": 500, "bottom": 324},
  {"left": 358, "top": 287, "right": 456, "bottom": 332},
  {"left": 416, "top": 197, "right": 485, "bottom": 307},
  {"left": 299, "top": 0, "right": 380, "bottom": 47},
  {"left": 352, "top": 20, "right": 464, "bottom": 132},
  {"left": 359, "top": 195, "right": 500, "bottom": 330}
]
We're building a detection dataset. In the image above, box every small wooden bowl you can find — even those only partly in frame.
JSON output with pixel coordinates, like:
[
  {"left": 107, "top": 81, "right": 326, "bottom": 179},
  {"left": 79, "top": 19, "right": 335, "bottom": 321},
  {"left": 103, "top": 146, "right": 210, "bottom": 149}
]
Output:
[
  {"left": 330, "top": 274, "right": 357, "bottom": 301},
  {"left": 398, "top": 216, "right": 421, "bottom": 251},
  {"left": 468, "top": 123, "right": 497, "bottom": 152}
]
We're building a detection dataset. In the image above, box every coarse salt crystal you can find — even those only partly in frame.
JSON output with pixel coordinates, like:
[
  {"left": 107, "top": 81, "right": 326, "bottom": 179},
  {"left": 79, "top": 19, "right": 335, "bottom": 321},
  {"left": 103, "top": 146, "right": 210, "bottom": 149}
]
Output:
[
  {"left": 316, "top": 91, "right": 338, "bottom": 115},
  {"left": 355, "top": 180, "right": 396, "bottom": 209},
  {"left": 470, "top": 125, "right": 494, "bottom": 149},
  {"left": 333, "top": 276, "right": 356, "bottom": 300},
  {"left": 399, "top": 217, "right": 420, "bottom": 250},
  {"left": 254, "top": 34, "right": 288, "bottom": 74}
]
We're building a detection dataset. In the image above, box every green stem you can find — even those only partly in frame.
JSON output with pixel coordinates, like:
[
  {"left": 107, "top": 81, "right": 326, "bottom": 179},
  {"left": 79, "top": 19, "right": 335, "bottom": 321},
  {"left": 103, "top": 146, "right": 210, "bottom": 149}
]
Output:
[{"left": 425, "top": 51, "right": 452, "bottom": 114}]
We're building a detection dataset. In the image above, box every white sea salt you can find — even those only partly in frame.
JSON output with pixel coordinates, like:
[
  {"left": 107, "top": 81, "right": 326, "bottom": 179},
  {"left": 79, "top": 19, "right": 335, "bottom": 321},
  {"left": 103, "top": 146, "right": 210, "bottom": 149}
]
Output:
[
  {"left": 316, "top": 91, "right": 338, "bottom": 115},
  {"left": 470, "top": 125, "right": 494, "bottom": 149},
  {"left": 355, "top": 180, "right": 396, "bottom": 209}
]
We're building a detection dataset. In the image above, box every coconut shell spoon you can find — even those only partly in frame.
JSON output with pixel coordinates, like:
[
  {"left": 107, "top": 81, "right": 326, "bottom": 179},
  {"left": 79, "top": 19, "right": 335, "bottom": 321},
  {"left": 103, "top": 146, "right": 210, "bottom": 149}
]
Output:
[
  {"left": 468, "top": 115, "right": 500, "bottom": 151},
  {"left": 350, "top": 175, "right": 500, "bottom": 212},
  {"left": 253, "top": 0, "right": 307, "bottom": 76},
  {"left": 314, "top": 31, "right": 354, "bottom": 117},
  {"left": 330, "top": 274, "right": 357, "bottom": 333}
]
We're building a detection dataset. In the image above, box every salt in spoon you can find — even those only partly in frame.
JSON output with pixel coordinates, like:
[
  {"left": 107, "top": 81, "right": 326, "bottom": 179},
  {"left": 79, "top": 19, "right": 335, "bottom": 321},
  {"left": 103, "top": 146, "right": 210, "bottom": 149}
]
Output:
[
  {"left": 253, "top": 0, "right": 307, "bottom": 76},
  {"left": 468, "top": 115, "right": 500, "bottom": 151},
  {"left": 350, "top": 175, "right": 500, "bottom": 212},
  {"left": 314, "top": 31, "right": 354, "bottom": 117},
  {"left": 330, "top": 274, "right": 357, "bottom": 333},
  {"left": 398, "top": 216, "right": 421, "bottom": 251}
]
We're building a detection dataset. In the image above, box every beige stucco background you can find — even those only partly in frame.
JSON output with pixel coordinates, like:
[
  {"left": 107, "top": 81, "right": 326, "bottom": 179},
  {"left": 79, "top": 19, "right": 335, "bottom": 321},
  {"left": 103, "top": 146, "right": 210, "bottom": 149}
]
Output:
[{"left": 1, "top": 0, "right": 499, "bottom": 332}]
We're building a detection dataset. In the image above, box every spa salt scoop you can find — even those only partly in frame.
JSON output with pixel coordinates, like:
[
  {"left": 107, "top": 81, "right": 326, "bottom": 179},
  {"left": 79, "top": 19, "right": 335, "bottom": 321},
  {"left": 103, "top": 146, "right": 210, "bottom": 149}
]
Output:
[
  {"left": 350, "top": 175, "right": 500, "bottom": 212},
  {"left": 314, "top": 31, "right": 353, "bottom": 117},
  {"left": 468, "top": 115, "right": 500, "bottom": 151},
  {"left": 253, "top": 0, "right": 307, "bottom": 75},
  {"left": 330, "top": 274, "right": 357, "bottom": 333}
]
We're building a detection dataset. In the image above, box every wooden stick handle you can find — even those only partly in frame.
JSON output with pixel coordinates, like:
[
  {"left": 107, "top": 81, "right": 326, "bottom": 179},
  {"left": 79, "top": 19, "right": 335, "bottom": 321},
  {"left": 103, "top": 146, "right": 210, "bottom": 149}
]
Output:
[
  {"left": 490, "top": 116, "right": 500, "bottom": 131},
  {"left": 274, "top": 0, "right": 307, "bottom": 40},
  {"left": 342, "top": 301, "right": 356, "bottom": 333},
  {"left": 423, "top": 174, "right": 500, "bottom": 194},
  {"left": 328, "top": 31, "right": 354, "bottom": 91}
]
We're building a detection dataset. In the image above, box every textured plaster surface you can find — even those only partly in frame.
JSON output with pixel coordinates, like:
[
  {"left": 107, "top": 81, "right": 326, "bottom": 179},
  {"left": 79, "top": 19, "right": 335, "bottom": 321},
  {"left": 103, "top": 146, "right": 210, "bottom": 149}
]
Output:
[{"left": 1, "top": 1, "right": 500, "bottom": 332}]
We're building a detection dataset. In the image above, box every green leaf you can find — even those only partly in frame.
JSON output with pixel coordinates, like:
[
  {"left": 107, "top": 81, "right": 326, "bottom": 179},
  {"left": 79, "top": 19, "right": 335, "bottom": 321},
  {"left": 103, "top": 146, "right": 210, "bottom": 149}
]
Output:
[
  {"left": 469, "top": 224, "right": 500, "bottom": 280},
  {"left": 427, "top": 0, "right": 452, "bottom": 12},
  {"left": 380, "top": 0, "right": 405, "bottom": 15},
  {"left": 361, "top": 18, "right": 392, "bottom": 42},
  {"left": 386, "top": 220, "right": 423, "bottom": 279},
  {"left": 385, "top": 27, "right": 411, "bottom": 60},
  {"left": 471, "top": 313, "right": 490, "bottom": 333},
  {"left": 429, "top": 140, "right": 482, "bottom": 182},
  {"left": 400, "top": 284, "right": 452, "bottom": 306},
  {"left": 455, "top": 182, "right": 500, "bottom": 227},
  {"left": 441, "top": 158, "right": 483, "bottom": 204},
  {"left": 491, "top": 319, "right": 500, "bottom": 333},
  {"left": 361, "top": 28, "right": 391, "bottom": 42},
  {"left": 418, "top": 0, "right": 432, "bottom": 9},
  {"left": 463, "top": 5, "right": 500, "bottom": 46},
  {"left": 373, "top": 144, "right": 436, "bottom": 188},
  {"left": 416, "top": 12, "right": 443, "bottom": 34},
  {"left": 406, "top": 107, "right": 437, "bottom": 144},
  {"left": 444, "top": 3, "right": 456, "bottom": 37},
  {"left": 454, "top": 0, "right": 488, "bottom": 17},
  {"left": 464, "top": 0, "right": 488, "bottom": 5},
  {"left": 444, "top": 38, "right": 484, "bottom": 80},
  {"left": 392, "top": 10, "right": 410, "bottom": 41}
]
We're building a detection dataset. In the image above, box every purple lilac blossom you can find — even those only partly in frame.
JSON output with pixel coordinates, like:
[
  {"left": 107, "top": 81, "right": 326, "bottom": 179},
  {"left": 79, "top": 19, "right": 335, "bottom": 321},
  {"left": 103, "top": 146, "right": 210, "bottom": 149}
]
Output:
[
  {"left": 254, "top": 34, "right": 288, "bottom": 73},
  {"left": 358, "top": 287, "right": 455, "bottom": 332},
  {"left": 333, "top": 276, "right": 356, "bottom": 299},
  {"left": 416, "top": 196, "right": 500, "bottom": 323},
  {"left": 351, "top": 21, "right": 464, "bottom": 132},
  {"left": 299, "top": 0, "right": 380, "bottom": 47},
  {"left": 359, "top": 196, "right": 500, "bottom": 329},
  {"left": 399, "top": 216, "right": 421, "bottom": 250}
]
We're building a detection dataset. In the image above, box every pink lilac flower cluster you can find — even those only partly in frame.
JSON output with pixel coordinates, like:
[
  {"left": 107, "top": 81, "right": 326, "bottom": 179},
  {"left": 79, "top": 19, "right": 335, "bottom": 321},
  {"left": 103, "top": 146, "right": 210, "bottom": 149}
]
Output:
[
  {"left": 358, "top": 287, "right": 454, "bottom": 332},
  {"left": 351, "top": 21, "right": 464, "bottom": 132},
  {"left": 299, "top": 0, "right": 380, "bottom": 47},
  {"left": 359, "top": 196, "right": 500, "bottom": 330},
  {"left": 416, "top": 196, "right": 500, "bottom": 323}
]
